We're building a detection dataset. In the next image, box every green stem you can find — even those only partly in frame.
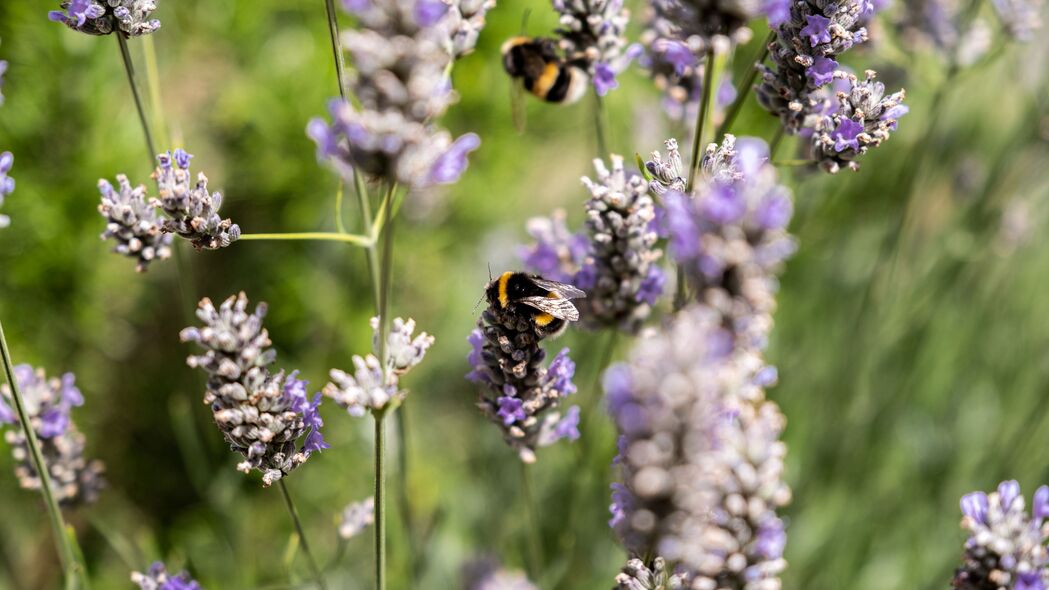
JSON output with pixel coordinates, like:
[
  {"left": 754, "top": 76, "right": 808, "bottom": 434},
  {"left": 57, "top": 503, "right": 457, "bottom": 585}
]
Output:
[
  {"left": 238, "top": 232, "right": 373, "bottom": 246},
  {"left": 376, "top": 183, "right": 397, "bottom": 366},
  {"left": 141, "top": 35, "right": 170, "bottom": 151},
  {"left": 716, "top": 31, "right": 774, "bottom": 142},
  {"left": 769, "top": 126, "right": 785, "bottom": 159},
  {"left": 0, "top": 320, "right": 88, "bottom": 590},
  {"left": 519, "top": 462, "right": 542, "bottom": 580},
  {"left": 278, "top": 480, "right": 328, "bottom": 590},
  {"left": 686, "top": 49, "right": 718, "bottom": 192},
  {"left": 580, "top": 331, "right": 617, "bottom": 430},
  {"left": 116, "top": 34, "right": 157, "bottom": 165},
  {"left": 374, "top": 411, "right": 388, "bottom": 590},
  {"left": 323, "top": 0, "right": 349, "bottom": 101},
  {"left": 592, "top": 91, "right": 609, "bottom": 157},
  {"left": 334, "top": 182, "right": 347, "bottom": 235}
]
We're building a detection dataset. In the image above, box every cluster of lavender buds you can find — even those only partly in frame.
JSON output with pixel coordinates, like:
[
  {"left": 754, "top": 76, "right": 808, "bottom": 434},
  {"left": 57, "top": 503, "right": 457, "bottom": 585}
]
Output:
[
  {"left": 648, "top": 135, "right": 795, "bottom": 349},
  {"left": 647, "top": 0, "right": 763, "bottom": 52},
  {"left": 467, "top": 290, "right": 581, "bottom": 462},
  {"left": 132, "top": 562, "right": 203, "bottom": 590},
  {"left": 309, "top": 0, "right": 480, "bottom": 191},
  {"left": 992, "top": 0, "right": 1044, "bottom": 42},
  {"left": 152, "top": 150, "right": 240, "bottom": 250},
  {"left": 324, "top": 317, "right": 434, "bottom": 416},
  {"left": 552, "top": 0, "right": 638, "bottom": 95},
  {"left": 952, "top": 480, "right": 1049, "bottom": 589},
  {"left": 607, "top": 305, "right": 790, "bottom": 589},
  {"left": 48, "top": 0, "right": 161, "bottom": 37},
  {"left": 896, "top": 0, "right": 993, "bottom": 65},
  {"left": 614, "top": 557, "right": 690, "bottom": 590},
  {"left": 576, "top": 155, "right": 663, "bottom": 333},
  {"left": 443, "top": 0, "right": 498, "bottom": 58},
  {"left": 0, "top": 365, "right": 105, "bottom": 506},
  {"left": 518, "top": 209, "right": 588, "bottom": 285},
  {"left": 180, "top": 293, "right": 328, "bottom": 487},
  {"left": 462, "top": 558, "right": 538, "bottom": 590},
  {"left": 0, "top": 151, "right": 12, "bottom": 229},
  {"left": 97, "top": 174, "right": 172, "bottom": 272},
  {"left": 338, "top": 496, "right": 376, "bottom": 540}
]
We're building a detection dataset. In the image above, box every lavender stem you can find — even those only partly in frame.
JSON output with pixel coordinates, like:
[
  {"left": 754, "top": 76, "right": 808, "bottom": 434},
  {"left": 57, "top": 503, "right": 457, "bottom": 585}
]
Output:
[
  {"left": 238, "top": 231, "right": 373, "bottom": 246},
  {"left": 686, "top": 49, "right": 717, "bottom": 192},
  {"left": 374, "top": 410, "right": 388, "bottom": 590},
  {"left": 717, "top": 30, "right": 775, "bottom": 142},
  {"left": 278, "top": 479, "right": 328, "bottom": 590},
  {"left": 593, "top": 91, "right": 609, "bottom": 157},
  {"left": 323, "top": 0, "right": 348, "bottom": 101},
  {"left": 116, "top": 34, "right": 156, "bottom": 167},
  {"left": 520, "top": 461, "right": 543, "bottom": 580}
]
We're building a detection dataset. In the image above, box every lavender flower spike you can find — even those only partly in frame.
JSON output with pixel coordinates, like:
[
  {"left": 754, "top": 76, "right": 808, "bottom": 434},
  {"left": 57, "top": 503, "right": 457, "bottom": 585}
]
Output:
[
  {"left": 953, "top": 480, "right": 1049, "bottom": 589},
  {"left": 180, "top": 293, "right": 328, "bottom": 486},
  {"left": 552, "top": 0, "right": 635, "bottom": 96},
  {"left": 339, "top": 496, "right": 376, "bottom": 539},
  {"left": 614, "top": 557, "right": 691, "bottom": 590},
  {"left": 0, "top": 151, "right": 13, "bottom": 229},
  {"left": 152, "top": 150, "right": 240, "bottom": 250},
  {"left": 462, "top": 557, "right": 538, "bottom": 590},
  {"left": 518, "top": 209, "right": 588, "bottom": 285},
  {"left": 992, "top": 0, "right": 1043, "bottom": 42},
  {"left": 49, "top": 0, "right": 160, "bottom": 37},
  {"left": 443, "top": 0, "right": 498, "bottom": 58},
  {"left": 132, "top": 562, "right": 203, "bottom": 590},
  {"left": 0, "top": 365, "right": 105, "bottom": 506},
  {"left": 324, "top": 316, "right": 435, "bottom": 416},
  {"left": 98, "top": 174, "right": 173, "bottom": 272},
  {"left": 810, "top": 71, "right": 907, "bottom": 173}
]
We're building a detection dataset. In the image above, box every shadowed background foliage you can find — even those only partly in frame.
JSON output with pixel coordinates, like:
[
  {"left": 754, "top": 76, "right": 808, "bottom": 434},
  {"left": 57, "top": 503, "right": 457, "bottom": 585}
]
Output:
[{"left": 0, "top": 0, "right": 1048, "bottom": 588}]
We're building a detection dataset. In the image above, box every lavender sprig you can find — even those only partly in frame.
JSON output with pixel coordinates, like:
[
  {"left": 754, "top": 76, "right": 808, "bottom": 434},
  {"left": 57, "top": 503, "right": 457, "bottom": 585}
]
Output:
[
  {"left": 152, "top": 149, "right": 241, "bottom": 250},
  {"left": 462, "top": 557, "right": 539, "bottom": 590},
  {"left": 552, "top": 0, "right": 638, "bottom": 95},
  {"left": 0, "top": 151, "right": 12, "bottom": 229},
  {"left": 443, "top": 0, "right": 498, "bottom": 58},
  {"left": 614, "top": 557, "right": 691, "bottom": 589},
  {"left": 897, "top": 0, "right": 993, "bottom": 65},
  {"left": 180, "top": 293, "right": 329, "bottom": 487},
  {"left": 132, "top": 562, "right": 203, "bottom": 590},
  {"left": 810, "top": 70, "right": 907, "bottom": 173},
  {"left": 338, "top": 496, "right": 376, "bottom": 540},
  {"left": 48, "top": 0, "right": 160, "bottom": 37},
  {"left": 0, "top": 365, "right": 105, "bottom": 506},
  {"left": 518, "top": 209, "right": 589, "bottom": 285},
  {"left": 98, "top": 174, "right": 173, "bottom": 272}
]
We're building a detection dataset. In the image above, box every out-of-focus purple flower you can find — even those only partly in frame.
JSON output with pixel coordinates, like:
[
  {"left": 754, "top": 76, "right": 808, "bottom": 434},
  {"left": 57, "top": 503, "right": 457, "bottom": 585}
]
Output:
[
  {"left": 700, "top": 184, "right": 746, "bottom": 224},
  {"left": 637, "top": 267, "right": 666, "bottom": 306},
  {"left": 339, "top": 496, "right": 376, "bottom": 540},
  {"left": 593, "top": 62, "right": 618, "bottom": 96},
  {"left": 466, "top": 328, "right": 489, "bottom": 384},
  {"left": 755, "top": 518, "right": 787, "bottom": 559},
  {"left": 655, "top": 39, "right": 695, "bottom": 75},
  {"left": 429, "top": 132, "right": 480, "bottom": 185},
  {"left": 552, "top": 405, "right": 580, "bottom": 441},
  {"left": 544, "top": 349, "right": 577, "bottom": 397},
  {"left": 132, "top": 562, "right": 203, "bottom": 590},
  {"left": 497, "top": 395, "right": 526, "bottom": 425},
  {"left": 0, "top": 60, "right": 7, "bottom": 107},
  {"left": 831, "top": 118, "right": 864, "bottom": 152},
  {"left": 414, "top": 0, "right": 448, "bottom": 27},
  {"left": 764, "top": 0, "right": 791, "bottom": 26}
]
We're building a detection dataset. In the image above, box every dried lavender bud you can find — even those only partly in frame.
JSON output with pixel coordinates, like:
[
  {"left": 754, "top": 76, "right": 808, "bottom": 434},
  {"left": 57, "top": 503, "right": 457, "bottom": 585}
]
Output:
[
  {"left": 518, "top": 209, "right": 589, "bottom": 285},
  {"left": 324, "top": 316, "right": 434, "bottom": 416},
  {"left": 48, "top": 0, "right": 160, "bottom": 37},
  {"left": 952, "top": 480, "right": 1049, "bottom": 590},
  {"left": 553, "top": 0, "right": 638, "bottom": 95},
  {"left": 180, "top": 293, "right": 328, "bottom": 487},
  {"left": 896, "top": 0, "right": 993, "bottom": 65},
  {"left": 614, "top": 557, "right": 691, "bottom": 590},
  {"left": 338, "top": 496, "right": 376, "bottom": 539},
  {"left": 462, "top": 557, "right": 539, "bottom": 590},
  {"left": 992, "top": 0, "right": 1043, "bottom": 42},
  {"left": 467, "top": 278, "right": 581, "bottom": 462},
  {"left": 577, "top": 155, "right": 664, "bottom": 332},
  {"left": 152, "top": 150, "right": 240, "bottom": 250},
  {"left": 132, "top": 562, "right": 203, "bottom": 590},
  {"left": 607, "top": 305, "right": 791, "bottom": 588},
  {"left": 809, "top": 70, "right": 907, "bottom": 173},
  {"left": 97, "top": 174, "right": 172, "bottom": 272},
  {"left": 0, "top": 151, "right": 12, "bottom": 229},
  {"left": 645, "top": 138, "right": 686, "bottom": 196},
  {"left": 651, "top": 135, "right": 795, "bottom": 349},
  {"left": 0, "top": 365, "right": 105, "bottom": 506},
  {"left": 309, "top": 0, "right": 480, "bottom": 190},
  {"left": 0, "top": 60, "right": 7, "bottom": 107},
  {"left": 443, "top": 0, "right": 497, "bottom": 58}
]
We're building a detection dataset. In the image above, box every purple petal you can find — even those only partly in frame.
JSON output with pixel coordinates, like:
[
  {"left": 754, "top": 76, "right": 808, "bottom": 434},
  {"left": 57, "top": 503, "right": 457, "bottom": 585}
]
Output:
[
  {"left": 960, "top": 491, "right": 989, "bottom": 525},
  {"left": 428, "top": 133, "right": 480, "bottom": 185}
]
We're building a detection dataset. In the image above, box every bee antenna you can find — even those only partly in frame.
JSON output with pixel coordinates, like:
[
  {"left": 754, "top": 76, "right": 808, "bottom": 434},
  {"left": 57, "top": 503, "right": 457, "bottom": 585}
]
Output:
[{"left": 487, "top": 263, "right": 493, "bottom": 281}]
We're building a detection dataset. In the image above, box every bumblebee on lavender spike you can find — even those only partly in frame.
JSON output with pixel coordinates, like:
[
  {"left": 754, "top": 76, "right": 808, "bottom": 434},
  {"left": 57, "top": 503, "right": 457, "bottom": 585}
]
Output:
[
  {"left": 485, "top": 271, "right": 585, "bottom": 338},
  {"left": 501, "top": 37, "right": 590, "bottom": 104}
]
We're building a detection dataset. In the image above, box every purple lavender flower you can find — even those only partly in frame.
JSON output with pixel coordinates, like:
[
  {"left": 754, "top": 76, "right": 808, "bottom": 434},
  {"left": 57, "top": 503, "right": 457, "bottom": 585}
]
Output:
[
  {"left": 806, "top": 56, "right": 838, "bottom": 86},
  {"left": 152, "top": 149, "right": 240, "bottom": 250},
  {"left": 497, "top": 396, "right": 527, "bottom": 425},
  {"left": 992, "top": 0, "right": 1043, "bottom": 42},
  {"left": 0, "top": 151, "right": 13, "bottom": 229},
  {"left": 552, "top": 0, "right": 635, "bottom": 96},
  {"left": 0, "top": 365, "right": 105, "bottom": 505},
  {"left": 614, "top": 557, "right": 691, "bottom": 589},
  {"left": 810, "top": 71, "right": 907, "bottom": 173},
  {"left": 338, "top": 496, "right": 375, "bottom": 540},
  {"left": 443, "top": 0, "right": 498, "bottom": 58},
  {"left": 132, "top": 562, "right": 203, "bottom": 590},
  {"left": 429, "top": 132, "right": 481, "bottom": 185},
  {"left": 49, "top": 0, "right": 160, "bottom": 37},
  {"left": 462, "top": 557, "right": 538, "bottom": 590},
  {"left": 97, "top": 174, "right": 173, "bottom": 271},
  {"left": 518, "top": 209, "right": 589, "bottom": 285}
]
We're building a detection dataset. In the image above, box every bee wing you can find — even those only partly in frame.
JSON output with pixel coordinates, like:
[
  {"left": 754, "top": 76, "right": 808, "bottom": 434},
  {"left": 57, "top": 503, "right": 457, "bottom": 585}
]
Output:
[
  {"left": 529, "top": 278, "right": 586, "bottom": 300},
  {"left": 520, "top": 296, "right": 581, "bottom": 321},
  {"left": 511, "top": 82, "right": 528, "bottom": 134}
]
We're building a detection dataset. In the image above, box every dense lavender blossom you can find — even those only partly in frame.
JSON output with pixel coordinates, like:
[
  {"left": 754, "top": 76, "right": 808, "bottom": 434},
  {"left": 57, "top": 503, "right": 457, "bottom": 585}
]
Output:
[
  {"left": 462, "top": 558, "right": 538, "bottom": 590},
  {"left": 444, "top": 0, "right": 498, "bottom": 58},
  {"left": 614, "top": 557, "right": 691, "bottom": 590},
  {"left": 992, "top": 0, "right": 1043, "bottom": 42},
  {"left": 649, "top": 135, "right": 795, "bottom": 349},
  {"left": 97, "top": 174, "right": 172, "bottom": 272},
  {"left": 647, "top": 0, "right": 763, "bottom": 52},
  {"left": 0, "top": 365, "right": 105, "bottom": 505},
  {"left": 552, "top": 0, "right": 637, "bottom": 95},
  {"left": 0, "top": 151, "right": 12, "bottom": 229},
  {"left": 577, "top": 154, "right": 663, "bottom": 332},
  {"left": 607, "top": 305, "right": 791, "bottom": 589},
  {"left": 897, "top": 0, "right": 993, "bottom": 65},
  {"left": 48, "top": 0, "right": 160, "bottom": 37},
  {"left": 952, "top": 480, "right": 1049, "bottom": 590},
  {"left": 467, "top": 279, "right": 581, "bottom": 462},
  {"left": 309, "top": 0, "right": 479, "bottom": 190},
  {"left": 809, "top": 70, "right": 907, "bottom": 173},
  {"left": 339, "top": 496, "right": 376, "bottom": 539},
  {"left": 518, "top": 209, "right": 588, "bottom": 285},
  {"left": 132, "top": 562, "right": 203, "bottom": 590},
  {"left": 180, "top": 293, "right": 328, "bottom": 486},
  {"left": 324, "top": 317, "right": 434, "bottom": 416},
  {"left": 152, "top": 150, "right": 240, "bottom": 250}
]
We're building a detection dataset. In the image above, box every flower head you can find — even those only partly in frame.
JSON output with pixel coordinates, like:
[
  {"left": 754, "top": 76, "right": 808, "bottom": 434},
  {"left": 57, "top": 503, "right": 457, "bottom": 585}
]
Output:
[
  {"left": 518, "top": 209, "right": 589, "bottom": 285},
  {"left": 49, "top": 0, "right": 160, "bottom": 37},
  {"left": 131, "top": 562, "right": 203, "bottom": 590},
  {"left": 810, "top": 71, "right": 907, "bottom": 173},
  {"left": 152, "top": 150, "right": 240, "bottom": 250},
  {"left": 462, "top": 557, "right": 538, "bottom": 590},
  {"left": 338, "top": 496, "right": 376, "bottom": 539},
  {"left": 552, "top": 0, "right": 635, "bottom": 95},
  {"left": 614, "top": 557, "right": 691, "bottom": 589},
  {"left": 97, "top": 174, "right": 173, "bottom": 272},
  {"left": 442, "top": 0, "right": 497, "bottom": 58}
]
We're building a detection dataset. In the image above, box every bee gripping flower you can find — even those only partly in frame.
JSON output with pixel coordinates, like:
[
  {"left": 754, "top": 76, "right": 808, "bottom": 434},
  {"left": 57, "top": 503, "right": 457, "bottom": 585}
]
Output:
[
  {"left": 49, "top": 0, "right": 160, "bottom": 37},
  {"left": 97, "top": 174, "right": 173, "bottom": 272},
  {"left": 132, "top": 562, "right": 203, "bottom": 590}
]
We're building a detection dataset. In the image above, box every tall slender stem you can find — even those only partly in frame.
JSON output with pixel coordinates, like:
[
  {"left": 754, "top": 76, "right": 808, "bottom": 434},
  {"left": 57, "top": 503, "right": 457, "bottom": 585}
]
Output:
[
  {"left": 116, "top": 35, "right": 157, "bottom": 165},
  {"left": 592, "top": 92, "right": 609, "bottom": 157},
  {"left": 374, "top": 410, "right": 388, "bottom": 590},
  {"left": 323, "top": 0, "right": 349, "bottom": 101},
  {"left": 519, "top": 462, "right": 543, "bottom": 580},
  {"left": 686, "top": 49, "right": 718, "bottom": 192},
  {"left": 376, "top": 183, "right": 397, "bottom": 365},
  {"left": 0, "top": 320, "right": 88, "bottom": 590},
  {"left": 278, "top": 480, "right": 328, "bottom": 590},
  {"left": 716, "top": 31, "right": 775, "bottom": 142},
  {"left": 238, "top": 232, "right": 373, "bottom": 246},
  {"left": 141, "top": 35, "right": 170, "bottom": 151}
]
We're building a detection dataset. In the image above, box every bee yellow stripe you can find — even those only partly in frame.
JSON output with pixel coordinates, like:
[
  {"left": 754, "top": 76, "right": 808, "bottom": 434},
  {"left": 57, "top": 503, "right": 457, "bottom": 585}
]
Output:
[
  {"left": 498, "top": 272, "right": 512, "bottom": 308},
  {"left": 531, "top": 63, "right": 561, "bottom": 99},
  {"left": 534, "top": 313, "right": 555, "bottom": 326}
]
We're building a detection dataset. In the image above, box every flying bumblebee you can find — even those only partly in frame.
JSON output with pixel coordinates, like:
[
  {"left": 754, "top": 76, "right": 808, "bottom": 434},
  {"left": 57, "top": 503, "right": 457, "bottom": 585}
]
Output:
[
  {"left": 501, "top": 36, "right": 590, "bottom": 105},
  {"left": 485, "top": 271, "right": 586, "bottom": 338}
]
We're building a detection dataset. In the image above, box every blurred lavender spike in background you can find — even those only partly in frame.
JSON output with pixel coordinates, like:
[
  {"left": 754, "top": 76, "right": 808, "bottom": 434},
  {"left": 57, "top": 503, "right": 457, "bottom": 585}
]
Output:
[
  {"left": 953, "top": 480, "right": 1049, "bottom": 589},
  {"left": 443, "top": 0, "right": 498, "bottom": 58},
  {"left": 518, "top": 208, "right": 589, "bottom": 285},
  {"left": 131, "top": 561, "right": 203, "bottom": 590},
  {"left": 0, "top": 150, "right": 12, "bottom": 229},
  {"left": 992, "top": 0, "right": 1044, "bottom": 42},
  {"left": 97, "top": 174, "right": 172, "bottom": 272},
  {"left": 0, "top": 365, "right": 105, "bottom": 506},
  {"left": 461, "top": 557, "right": 539, "bottom": 590},
  {"left": 48, "top": 0, "right": 160, "bottom": 37},
  {"left": 613, "top": 557, "right": 691, "bottom": 589},
  {"left": 338, "top": 496, "right": 376, "bottom": 540},
  {"left": 180, "top": 293, "right": 326, "bottom": 486},
  {"left": 151, "top": 150, "right": 240, "bottom": 250}
]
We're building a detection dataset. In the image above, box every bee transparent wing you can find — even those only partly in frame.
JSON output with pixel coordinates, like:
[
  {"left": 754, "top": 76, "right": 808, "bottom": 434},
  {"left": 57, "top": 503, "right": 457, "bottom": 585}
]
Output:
[
  {"left": 529, "top": 278, "right": 586, "bottom": 300},
  {"left": 511, "top": 81, "right": 527, "bottom": 134},
  {"left": 520, "top": 296, "right": 581, "bottom": 321}
]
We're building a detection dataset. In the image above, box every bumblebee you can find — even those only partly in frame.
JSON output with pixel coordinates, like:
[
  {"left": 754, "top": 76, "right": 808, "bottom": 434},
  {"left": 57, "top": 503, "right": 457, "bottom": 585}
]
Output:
[
  {"left": 501, "top": 36, "right": 590, "bottom": 105},
  {"left": 485, "top": 271, "right": 586, "bottom": 338}
]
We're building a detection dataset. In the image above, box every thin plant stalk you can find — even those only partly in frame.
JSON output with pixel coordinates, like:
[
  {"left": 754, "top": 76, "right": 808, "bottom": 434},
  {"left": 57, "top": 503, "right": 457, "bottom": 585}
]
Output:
[
  {"left": 278, "top": 480, "right": 328, "bottom": 590},
  {"left": 769, "top": 126, "right": 785, "bottom": 158},
  {"left": 334, "top": 182, "right": 347, "bottom": 234},
  {"left": 141, "top": 35, "right": 170, "bottom": 150},
  {"left": 0, "top": 320, "right": 89, "bottom": 590},
  {"left": 116, "top": 34, "right": 157, "bottom": 165},
  {"left": 519, "top": 462, "right": 543, "bottom": 580},
  {"left": 238, "top": 232, "right": 373, "bottom": 246},
  {"left": 374, "top": 409, "right": 388, "bottom": 590},
  {"left": 324, "top": 0, "right": 349, "bottom": 101},
  {"left": 716, "top": 30, "right": 775, "bottom": 141},
  {"left": 686, "top": 49, "right": 718, "bottom": 192},
  {"left": 592, "top": 91, "right": 609, "bottom": 157}
]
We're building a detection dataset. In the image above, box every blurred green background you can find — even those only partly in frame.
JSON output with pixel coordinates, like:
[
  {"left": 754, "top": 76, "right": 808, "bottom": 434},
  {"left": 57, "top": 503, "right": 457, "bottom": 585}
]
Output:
[{"left": 1, "top": 1, "right": 1048, "bottom": 588}]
